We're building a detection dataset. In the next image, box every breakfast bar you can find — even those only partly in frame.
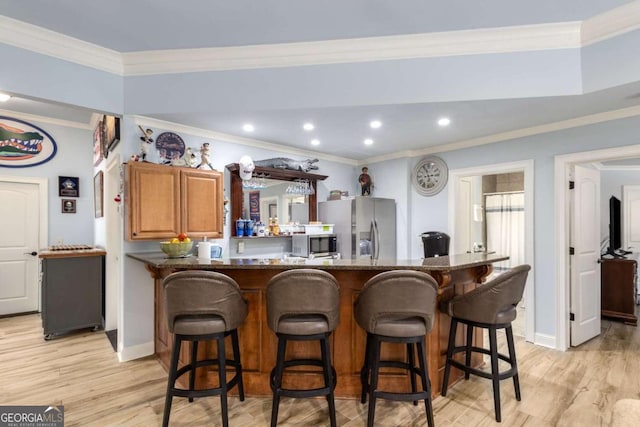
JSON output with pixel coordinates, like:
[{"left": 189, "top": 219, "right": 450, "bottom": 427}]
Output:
[{"left": 128, "top": 252, "right": 508, "bottom": 398}]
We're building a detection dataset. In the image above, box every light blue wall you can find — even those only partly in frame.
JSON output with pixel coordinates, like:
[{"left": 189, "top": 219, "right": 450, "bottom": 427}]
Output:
[
  {"left": 0, "top": 44, "right": 123, "bottom": 114},
  {"left": 124, "top": 49, "right": 581, "bottom": 115},
  {"left": 0, "top": 117, "right": 95, "bottom": 245},
  {"left": 582, "top": 30, "right": 640, "bottom": 93}
]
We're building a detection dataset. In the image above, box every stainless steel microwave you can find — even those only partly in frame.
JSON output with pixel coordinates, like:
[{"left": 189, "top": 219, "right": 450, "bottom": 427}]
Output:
[{"left": 291, "top": 234, "right": 337, "bottom": 258}]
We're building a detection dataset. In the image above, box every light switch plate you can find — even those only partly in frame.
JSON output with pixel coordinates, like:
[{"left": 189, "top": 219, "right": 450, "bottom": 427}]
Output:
[{"left": 238, "top": 240, "right": 245, "bottom": 254}]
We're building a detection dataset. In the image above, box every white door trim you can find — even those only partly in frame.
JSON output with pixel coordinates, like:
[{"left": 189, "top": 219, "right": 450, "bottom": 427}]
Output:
[
  {"left": 0, "top": 174, "right": 48, "bottom": 311},
  {"left": 554, "top": 143, "right": 640, "bottom": 351},
  {"left": 448, "top": 159, "right": 535, "bottom": 344},
  {"left": 105, "top": 154, "right": 123, "bottom": 335}
]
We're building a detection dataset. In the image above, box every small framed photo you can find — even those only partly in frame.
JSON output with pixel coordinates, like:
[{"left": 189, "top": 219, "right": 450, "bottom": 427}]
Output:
[
  {"left": 94, "top": 171, "right": 104, "bottom": 218},
  {"left": 93, "top": 120, "right": 104, "bottom": 166},
  {"left": 61, "top": 199, "right": 76, "bottom": 213},
  {"left": 104, "top": 114, "right": 121, "bottom": 153},
  {"left": 59, "top": 176, "right": 79, "bottom": 197}
]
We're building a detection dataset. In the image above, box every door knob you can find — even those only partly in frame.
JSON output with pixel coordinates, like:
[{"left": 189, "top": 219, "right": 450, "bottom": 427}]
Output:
[{"left": 24, "top": 251, "right": 38, "bottom": 256}]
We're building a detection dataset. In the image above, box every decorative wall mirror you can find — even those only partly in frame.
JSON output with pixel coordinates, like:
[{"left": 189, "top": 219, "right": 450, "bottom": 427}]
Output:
[{"left": 225, "top": 163, "right": 328, "bottom": 236}]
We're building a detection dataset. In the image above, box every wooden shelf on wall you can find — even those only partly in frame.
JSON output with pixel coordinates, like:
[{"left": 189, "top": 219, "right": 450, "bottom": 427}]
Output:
[{"left": 225, "top": 163, "right": 328, "bottom": 236}]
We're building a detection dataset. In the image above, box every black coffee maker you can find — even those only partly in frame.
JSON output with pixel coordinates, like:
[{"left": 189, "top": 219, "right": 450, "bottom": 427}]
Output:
[{"left": 421, "top": 231, "right": 450, "bottom": 258}]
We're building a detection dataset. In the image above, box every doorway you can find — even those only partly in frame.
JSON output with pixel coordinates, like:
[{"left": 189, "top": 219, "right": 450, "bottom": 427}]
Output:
[
  {"left": 0, "top": 176, "right": 47, "bottom": 315},
  {"left": 555, "top": 144, "right": 640, "bottom": 350},
  {"left": 449, "top": 160, "right": 535, "bottom": 343}
]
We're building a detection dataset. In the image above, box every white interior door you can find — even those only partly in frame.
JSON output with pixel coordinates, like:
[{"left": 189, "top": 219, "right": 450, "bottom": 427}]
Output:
[
  {"left": 0, "top": 180, "right": 41, "bottom": 315},
  {"left": 623, "top": 185, "right": 640, "bottom": 253},
  {"left": 570, "top": 165, "right": 601, "bottom": 346}
]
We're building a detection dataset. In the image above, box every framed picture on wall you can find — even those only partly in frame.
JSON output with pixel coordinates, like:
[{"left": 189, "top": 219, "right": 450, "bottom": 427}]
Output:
[
  {"left": 93, "top": 120, "right": 104, "bottom": 166},
  {"left": 104, "top": 115, "right": 120, "bottom": 153},
  {"left": 58, "top": 176, "right": 79, "bottom": 197},
  {"left": 61, "top": 199, "right": 76, "bottom": 213},
  {"left": 94, "top": 171, "right": 103, "bottom": 218}
]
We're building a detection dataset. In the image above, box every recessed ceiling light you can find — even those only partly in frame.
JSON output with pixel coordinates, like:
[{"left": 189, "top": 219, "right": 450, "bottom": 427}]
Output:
[
  {"left": 370, "top": 120, "right": 382, "bottom": 129},
  {"left": 243, "top": 123, "right": 255, "bottom": 132},
  {"left": 311, "top": 139, "right": 320, "bottom": 146},
  {"left": 364, "top": 139, "right": 374, "bottom": 146},
  {"left": 438, "top": 117, "right": 451, "bottom": 127},
  {"left": 0, "top": 93, "right": 11, "bottom": 102},
  {"left": 303, "top": 122, "right": 315, "bottom": 131}
]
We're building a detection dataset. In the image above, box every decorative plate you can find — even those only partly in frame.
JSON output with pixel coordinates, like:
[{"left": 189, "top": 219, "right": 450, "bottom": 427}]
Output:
[
  {"left": 155, "top": 132, "right": 185, "bottom": 162},
  {"left": 412, "top": 156, "right": 448, "bottom": 196}
]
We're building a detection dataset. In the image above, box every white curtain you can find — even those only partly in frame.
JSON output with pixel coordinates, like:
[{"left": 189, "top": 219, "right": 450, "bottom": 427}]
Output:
[{"left": 485, "top": 192, "right": 525, "bottom": 271}]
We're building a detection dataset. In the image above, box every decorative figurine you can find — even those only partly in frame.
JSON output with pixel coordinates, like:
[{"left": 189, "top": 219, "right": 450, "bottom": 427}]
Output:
[
  {"left": 359, "top": 166, "right": 373, "bottom": 196},
  {"left": 197, "top": 142, "right": 214, "bottom": 170},
  {"left": 137, "top": 125, "right": 154, "bottom": 161},
  {"left": 171, "top": 147, "right": 197, "bottom": 167},
  {"left": 239, "top": 155, "right": 255, "bottom": 181}
]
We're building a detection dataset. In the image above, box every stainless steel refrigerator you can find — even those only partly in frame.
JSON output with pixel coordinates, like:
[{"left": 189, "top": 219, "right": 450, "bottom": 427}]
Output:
[{"left": 319, "top": 197, "right": 396, "bottom": 260}]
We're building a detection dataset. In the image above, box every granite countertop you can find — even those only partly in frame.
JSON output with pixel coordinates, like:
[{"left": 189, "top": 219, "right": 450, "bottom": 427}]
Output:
[{"left": 126, "top": 252, "right": 508, "bottom": 271}]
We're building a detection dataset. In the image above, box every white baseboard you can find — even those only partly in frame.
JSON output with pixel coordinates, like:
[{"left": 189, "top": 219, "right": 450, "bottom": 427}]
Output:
[
  {"left": 117, "top": 341, "right": 154, "bottom": 362},
  {"left": 534, "top": 333, "right": 557, "bottom": 349}
]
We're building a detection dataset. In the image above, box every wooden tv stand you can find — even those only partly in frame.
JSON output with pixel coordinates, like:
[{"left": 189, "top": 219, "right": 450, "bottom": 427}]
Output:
[{"left": 600, "top": 256, "right": 638, "bottom": 325}]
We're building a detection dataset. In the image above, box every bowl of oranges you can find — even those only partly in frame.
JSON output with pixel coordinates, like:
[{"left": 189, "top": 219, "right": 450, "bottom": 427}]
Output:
[{"left": 160, "top": 233, "right": 193, "bottom": 258}]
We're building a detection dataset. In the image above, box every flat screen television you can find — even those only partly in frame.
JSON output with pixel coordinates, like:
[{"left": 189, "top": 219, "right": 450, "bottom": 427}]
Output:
[{"left": 607, "top": 195, "right": 622, "bottom": 255}]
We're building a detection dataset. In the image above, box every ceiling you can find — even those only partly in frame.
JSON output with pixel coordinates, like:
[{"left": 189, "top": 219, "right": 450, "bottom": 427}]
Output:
[{"left": 0, "top": 1, "right": 639, "bottom": 162}]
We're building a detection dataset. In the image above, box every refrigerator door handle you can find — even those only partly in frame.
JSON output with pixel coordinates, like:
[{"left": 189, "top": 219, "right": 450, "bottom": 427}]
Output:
[
  {"left": 373, "top": 219, "right": 380, "bottom": 260},
  {"left": 369, "top": 219, "right": 375, "bottom": 260}
]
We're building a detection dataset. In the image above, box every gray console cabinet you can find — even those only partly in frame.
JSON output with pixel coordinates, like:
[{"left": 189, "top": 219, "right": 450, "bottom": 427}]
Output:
[{"left": 41, "top": 253, "right": 105, "bottom": 339}]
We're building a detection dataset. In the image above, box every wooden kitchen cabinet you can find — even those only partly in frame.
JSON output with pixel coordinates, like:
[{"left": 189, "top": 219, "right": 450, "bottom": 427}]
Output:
[
  {"left": 127, "top": 162, "right": 223, "bottom": 240},
  {"left": 600, "top": 257, "right": 637, "bottom": 325}
]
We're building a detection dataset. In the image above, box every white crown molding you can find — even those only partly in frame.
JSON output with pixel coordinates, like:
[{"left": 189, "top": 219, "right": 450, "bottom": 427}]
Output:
[
  {"left": 0, "top": 15, "right": 123, "bottom": 74},
  {"left": 122, "top": 22, "right": 581, "bottom": 76},
  {"left": 132, "top": 115, "right": 358, "bottom": 166},
  {"left": 0, "top": 108, "right": 92, "bottom": 130},
  {"left": 1, "top": 4, "right": 637, "bottom": 77},
  {"left": 582, "top": 0, "right": 640, "bottom": 46},
  {"left": 361, "top": 105, "right": 640, "bottom": 164}
]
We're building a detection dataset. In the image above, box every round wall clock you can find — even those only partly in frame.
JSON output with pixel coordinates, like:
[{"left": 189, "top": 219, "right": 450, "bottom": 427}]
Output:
[{"left": 412, "top": 156, "right": 448, "bottom": 196}]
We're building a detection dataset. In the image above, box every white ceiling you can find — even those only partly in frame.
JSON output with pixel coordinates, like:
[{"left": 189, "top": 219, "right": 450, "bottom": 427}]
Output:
[
  {"left": 0, "top": 1, "right": 639, "bottom": 162},
  {"left": 0, "top": 0, "right": 631, "bottom": 51}
]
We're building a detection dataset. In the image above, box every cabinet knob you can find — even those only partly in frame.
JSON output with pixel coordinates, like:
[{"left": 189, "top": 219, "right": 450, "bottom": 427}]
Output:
[{"left": 24, "top": 251, "right": 38, "bottom": 256}]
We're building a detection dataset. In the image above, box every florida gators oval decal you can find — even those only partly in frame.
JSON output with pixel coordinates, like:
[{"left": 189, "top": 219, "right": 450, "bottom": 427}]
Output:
[{"left": 0, "top": 116, "right": 57, "bottom": 168}]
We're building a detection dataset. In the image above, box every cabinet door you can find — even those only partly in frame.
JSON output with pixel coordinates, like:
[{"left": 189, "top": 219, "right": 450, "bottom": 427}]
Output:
[
  {"left": 181, "top": 169, "right": 224, "bottom": 238},
  {"left": 127, "top": 162, "right": 181, "bottom": 240}
]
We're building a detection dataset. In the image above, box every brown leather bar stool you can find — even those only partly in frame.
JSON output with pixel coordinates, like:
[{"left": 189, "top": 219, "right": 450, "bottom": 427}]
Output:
[
  {"left": 355, "top": 270, "right": 439, "bottom": 427},
  {"left": 266, "top": 269, "right": 340, "bottom": 427},
  {"left": 440, "top": 264, "right": 530, "bottom": 423},
  {"left": 162, "top": 271, "right": 248, "bottom": 427}
]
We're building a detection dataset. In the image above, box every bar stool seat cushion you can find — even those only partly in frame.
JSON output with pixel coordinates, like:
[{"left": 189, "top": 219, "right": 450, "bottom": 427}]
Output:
[
  {"left": 439, "top": 267, "right": 527, "bottom": 325},
  {"left": 173, "top": 315, "right": 226, "bottom": 335},
  {"left": 277, "top": 314, "right": 330, "bottom": 335},
  {"left": 372, "top": 316, "right": 428, "bottom": 337}
]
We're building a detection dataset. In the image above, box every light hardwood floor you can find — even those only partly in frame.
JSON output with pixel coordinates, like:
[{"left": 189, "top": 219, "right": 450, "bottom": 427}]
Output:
[{"left": 1, "top": 314, "right": 639, "bottom": 426}]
